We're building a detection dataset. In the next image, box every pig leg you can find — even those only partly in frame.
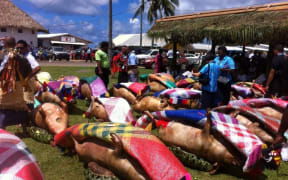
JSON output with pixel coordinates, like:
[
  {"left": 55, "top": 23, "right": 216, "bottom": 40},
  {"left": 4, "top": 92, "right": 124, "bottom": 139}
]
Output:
[
  {"left": 88, "top": 161, "right": 115, "bottom": 176},
  {"left": 274, "top": 108, "right": 288, "bottom": 144}
]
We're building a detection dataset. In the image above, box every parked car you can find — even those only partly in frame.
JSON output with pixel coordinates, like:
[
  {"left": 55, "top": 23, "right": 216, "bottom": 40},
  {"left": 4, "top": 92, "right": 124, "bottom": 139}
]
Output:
[
  {"left": 185, "top": 53, "right": 202, "bottom": 65},
  {"left": 47, "top": 46, "right": 70, "bottom": 61},
  {"left": 144, "top": 54, "right": 188, "bottom": 69},
  {"left": 136, "top": 49, "right": 159, "bottom": 65}
]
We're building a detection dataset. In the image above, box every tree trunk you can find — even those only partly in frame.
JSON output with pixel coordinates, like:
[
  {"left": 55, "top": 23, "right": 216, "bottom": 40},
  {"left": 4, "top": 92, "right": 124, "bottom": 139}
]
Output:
[
  {"left": 108, "top": 0, "right": 113, "bottom": 63},
  {"left": 211, "top": 40, "right": 216, "bottom": 54}
]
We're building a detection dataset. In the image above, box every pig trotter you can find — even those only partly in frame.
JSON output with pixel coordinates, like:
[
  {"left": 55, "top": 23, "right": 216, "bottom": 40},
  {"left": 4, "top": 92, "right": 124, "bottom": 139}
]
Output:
[
  {"left": 87, "top": 162, "right": 115, "bottom": 176},
  {"left": 209, "top": 162, "right": 221, "bottom": 175},
  {"left": 110, "top": 133, "right": 124, "bottom": 157}
]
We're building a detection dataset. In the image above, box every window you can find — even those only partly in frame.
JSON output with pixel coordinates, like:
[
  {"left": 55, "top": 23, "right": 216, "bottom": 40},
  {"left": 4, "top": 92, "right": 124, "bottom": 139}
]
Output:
[
  {"left": 18, "top": 29, "right": 23, "bottom": 33},
  {"left": 32, "top": 30, "right": 35, "bottom": 34},
  {"left": 1, "top": 28, "right": 7, "bottom": 32}
]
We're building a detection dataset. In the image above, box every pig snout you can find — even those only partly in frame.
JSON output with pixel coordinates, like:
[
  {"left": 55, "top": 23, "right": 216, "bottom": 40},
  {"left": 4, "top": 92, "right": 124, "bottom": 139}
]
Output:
[{"left": 89, "top": 101, "right": 109, "bottom": 121}]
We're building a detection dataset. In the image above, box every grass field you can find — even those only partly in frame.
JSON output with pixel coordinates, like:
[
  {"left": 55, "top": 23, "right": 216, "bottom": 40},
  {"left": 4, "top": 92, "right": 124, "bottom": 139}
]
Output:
[{"left": 6, "top": 66, "right": 288, "bottom": 180}]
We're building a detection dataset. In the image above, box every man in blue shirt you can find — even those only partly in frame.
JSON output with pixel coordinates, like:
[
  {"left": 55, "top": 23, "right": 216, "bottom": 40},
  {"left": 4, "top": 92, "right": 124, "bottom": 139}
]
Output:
[
  {"left": 193, "top": 55, "right": 220, "bottom": 109},
  {"left": 128, "top": 48, "right": 139, "bottom": 82},
  {"left": 213, "top": 46, "right": 235, "bottom": 105}
]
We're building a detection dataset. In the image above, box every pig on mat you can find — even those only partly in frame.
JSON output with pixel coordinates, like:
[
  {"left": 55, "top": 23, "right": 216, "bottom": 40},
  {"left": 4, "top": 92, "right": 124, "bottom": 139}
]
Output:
[
  {"left": 113, "top": 82, "right": 150, "bottom": 104},
  {"left": 84, "top": 97, "right": 136, "bottom": 125},
  {"left": 141, "top": 73, "right": 176, "bottom": 92},
  {"left": 54, "top": 122, "right": 191, "bottom": 180},
  {"left": 79, "top": 76, "right": 109, "bottom": 100},
  {"left": 137, "top": 109, "right": 282, "bottom": 176}
]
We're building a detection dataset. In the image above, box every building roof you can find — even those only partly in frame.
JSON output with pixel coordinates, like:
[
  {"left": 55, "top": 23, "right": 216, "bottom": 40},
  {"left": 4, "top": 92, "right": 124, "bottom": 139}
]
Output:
[
  {"left": 113, "top": 33, "right": 166, "bottom": 47},
  {"left": 38, "top": 33, "right": 69, "bottom": 39},
  {"left": 38, "top": 33, "right": 92, "bottom": 44},
  {"left": 149, "top": 2, "right": 288, "bottom": 45},
  {"left": 0, "top": 0, "right": 47, "bottom": 32},
  {"left": 51, "top": 41, "right": 86, "bottom": 46}
]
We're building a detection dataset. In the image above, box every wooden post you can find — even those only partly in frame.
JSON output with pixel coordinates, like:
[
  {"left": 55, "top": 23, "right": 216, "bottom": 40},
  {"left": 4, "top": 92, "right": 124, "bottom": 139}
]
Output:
[
  {"left": 211, "top": 40, "right": 216, "bottom": 54},
  {"left": 108, "top": 0, "right": 113, "bottom": 64},
  {"left": 140, "top": 0, "right": 144, "bottom": 48}
]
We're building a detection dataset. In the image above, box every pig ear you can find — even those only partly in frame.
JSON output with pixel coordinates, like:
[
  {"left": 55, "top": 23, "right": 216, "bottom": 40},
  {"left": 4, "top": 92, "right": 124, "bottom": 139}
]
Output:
[
  {"left": 110, "top": 133, "right": 124, "bottom": 156},
  {"left": 202, "top": 110, "right": 212, "bottom": 136}
]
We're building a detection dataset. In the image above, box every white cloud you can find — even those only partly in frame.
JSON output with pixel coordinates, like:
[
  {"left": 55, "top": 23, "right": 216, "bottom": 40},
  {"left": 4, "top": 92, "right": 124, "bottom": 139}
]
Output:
[
  {"left": 176, "top": 0, "right": 284, "bottom": 14},
  {"left": 31, "top": 13, "right": 50, "bottom": 26},
  {"left": 26, "top": 0, "right": 118, "bottom": 15},
  {"left": 129, "top": 18, "right": 139, "bottom": 25}
]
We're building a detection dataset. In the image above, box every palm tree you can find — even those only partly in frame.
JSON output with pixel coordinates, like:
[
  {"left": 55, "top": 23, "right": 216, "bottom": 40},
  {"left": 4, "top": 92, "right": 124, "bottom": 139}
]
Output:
[
  {"left": 133, "top": 0, "right": 179, "bottom": 47},
  {"left": 133, "top": 0, "right": 179, "bottom": 24}
]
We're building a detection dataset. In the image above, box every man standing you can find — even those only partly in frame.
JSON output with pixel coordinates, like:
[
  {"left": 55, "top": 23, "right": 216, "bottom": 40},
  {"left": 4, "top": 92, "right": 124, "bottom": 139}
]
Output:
[
  {"left": 17, "top": 40, "right": 41, "bottom": 110},
  {"left": 265, "top": 45, "right": 288, "bottom": 97},
  {"left": 115, "top": 46, "right": 129, "bottom": 83},
  {"left": 128, "top": 47, "right": 139, "bottom": 82},
  {"left": 0, "top": 37, "right": 32, "bottom": 130},
  {"left": 95, "top": 41, "right": 110, "bottom": 88},
  {"left": 192, "top": 55, "right": 220, "bottom": 109},
  {"left": 213, "top": 46, "right": 235, "bottom": 105}
]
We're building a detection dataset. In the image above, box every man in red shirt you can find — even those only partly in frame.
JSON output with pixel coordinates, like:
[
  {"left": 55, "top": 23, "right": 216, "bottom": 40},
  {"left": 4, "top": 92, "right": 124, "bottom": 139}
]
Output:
[{"left": 115, "top": 46, "right": 129, "bottom": 83}]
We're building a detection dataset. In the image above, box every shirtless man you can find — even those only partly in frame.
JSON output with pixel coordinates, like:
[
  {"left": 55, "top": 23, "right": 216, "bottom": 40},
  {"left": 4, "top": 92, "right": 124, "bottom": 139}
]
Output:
[{"left": 34, "top": 91, "right": 68, "bottom": 135}]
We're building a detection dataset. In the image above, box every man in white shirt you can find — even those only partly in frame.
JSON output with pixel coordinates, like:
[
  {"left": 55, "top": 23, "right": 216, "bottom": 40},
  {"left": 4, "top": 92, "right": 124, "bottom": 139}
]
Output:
[
  {"left": 17, "top": 40, "right": 41, "bottom": 110},
  {"left": 128, "top": 48, "right": 139, "bottom": 82}
]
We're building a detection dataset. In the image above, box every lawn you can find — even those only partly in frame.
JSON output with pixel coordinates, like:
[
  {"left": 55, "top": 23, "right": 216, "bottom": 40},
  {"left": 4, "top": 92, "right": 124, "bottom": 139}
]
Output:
[{"left": 6, "top": 66, "right": 288, "bottom": 180}]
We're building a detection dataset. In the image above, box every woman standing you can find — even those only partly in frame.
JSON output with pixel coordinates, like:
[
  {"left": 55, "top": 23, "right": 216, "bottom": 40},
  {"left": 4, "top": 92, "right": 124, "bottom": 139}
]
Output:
[{"left": 155, "top": 49, "right": 165, "bottom": 73}]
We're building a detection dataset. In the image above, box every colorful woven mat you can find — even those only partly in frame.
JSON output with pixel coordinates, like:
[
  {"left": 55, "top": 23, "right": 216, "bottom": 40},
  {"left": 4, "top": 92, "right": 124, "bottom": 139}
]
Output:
[{"left": 0, "top": 129, "right": 44, "bottom": 180}]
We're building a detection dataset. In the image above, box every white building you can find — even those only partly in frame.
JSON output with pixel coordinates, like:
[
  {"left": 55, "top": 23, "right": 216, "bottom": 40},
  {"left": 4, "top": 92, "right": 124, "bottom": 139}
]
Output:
[
  {"left": 113, "top": 33, "right": 167, "bottom": 48},
  {"left": 0, "top": 0, "right": 47, "bottom": 47},
  {"left": 38, "top": 33, "right": 92, "bottom": 50}
]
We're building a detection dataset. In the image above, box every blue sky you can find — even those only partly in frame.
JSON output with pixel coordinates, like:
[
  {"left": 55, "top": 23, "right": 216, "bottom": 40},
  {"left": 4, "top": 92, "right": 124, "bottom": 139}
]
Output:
[{"left": 12, "top": 0, "right": 285, "bottom": 47}]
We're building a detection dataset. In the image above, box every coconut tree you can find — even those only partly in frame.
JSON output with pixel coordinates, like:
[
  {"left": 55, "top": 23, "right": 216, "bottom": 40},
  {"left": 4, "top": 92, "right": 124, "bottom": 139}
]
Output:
[
  {"left": 133, "top": 0, "right": 179, "bottom": 24},
  {"left": 133, "top": 0, "right": 179, "bottom": 47}
]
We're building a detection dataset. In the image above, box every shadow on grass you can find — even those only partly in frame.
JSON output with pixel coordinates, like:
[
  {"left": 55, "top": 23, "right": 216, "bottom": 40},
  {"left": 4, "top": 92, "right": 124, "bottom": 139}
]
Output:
[
  {"left": 220, "top": 165, "right": 268, "bottom": 180},
  {"left": 68, "top": 104, "right": 86, "bottom": 115}
]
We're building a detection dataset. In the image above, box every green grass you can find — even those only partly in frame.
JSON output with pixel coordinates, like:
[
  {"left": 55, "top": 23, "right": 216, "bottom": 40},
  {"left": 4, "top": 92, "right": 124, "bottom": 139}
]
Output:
[{"left": 6, "top": 66, "right": 288, "bottom": 180}]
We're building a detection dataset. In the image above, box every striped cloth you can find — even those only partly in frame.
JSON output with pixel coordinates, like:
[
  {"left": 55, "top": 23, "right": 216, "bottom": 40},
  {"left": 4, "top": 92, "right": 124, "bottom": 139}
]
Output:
[
  {"left": 117, "top": 82, "right": 150, "bottom": 96},
  {"left": 0, "top": 129, "right": 44, "bottom": 180},
  {"left": 86, "top": 97, "right": 136, "bottom": 125},
  {"left": 154, "top": 88, "right": 201, "bottom": 107},
  {"left": 54, "top": 123, "right": 190, "bottom": 180},
  {"left": 215, "top": 105, "right": 282, "bottom": 136},
  {"left": 231, "top": 85, "right": 254, "bottom": 99},
  {"left": 229, "top": 98, "right": 288, "bottom": 111},
  {"left": 176, "top": 78, "right": 195, "bottom": 88},
  {"left": 136, "top": 110, "right": 264, "bottom": 173}
]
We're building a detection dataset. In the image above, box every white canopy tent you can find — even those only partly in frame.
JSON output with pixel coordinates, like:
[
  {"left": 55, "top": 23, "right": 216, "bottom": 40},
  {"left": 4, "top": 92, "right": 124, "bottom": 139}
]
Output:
[{"left": 113, "top": 33, "right": 166, "bottom": 48}]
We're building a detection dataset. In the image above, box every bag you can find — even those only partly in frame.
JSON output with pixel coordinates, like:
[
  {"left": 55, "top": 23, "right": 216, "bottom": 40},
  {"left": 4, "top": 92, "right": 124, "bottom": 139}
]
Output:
[
  {"left": 217, "top": 75, "right": 229, "bottom": 85},
  {"left": 199, "top": 64, "right": 210, "bottom": 85}
]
